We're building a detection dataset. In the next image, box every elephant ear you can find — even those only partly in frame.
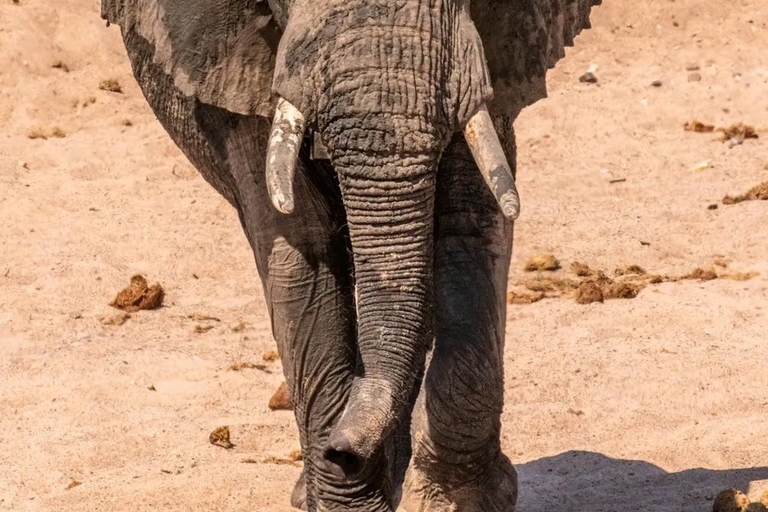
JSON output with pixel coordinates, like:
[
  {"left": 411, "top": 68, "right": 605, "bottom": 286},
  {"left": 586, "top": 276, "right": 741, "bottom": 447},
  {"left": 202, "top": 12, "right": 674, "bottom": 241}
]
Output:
[
  {"left": 102, "top": 0, "right": 281, "bottom": 117},
  {"left": 472, "top": 0, "right": 602, "bottom": 118}
]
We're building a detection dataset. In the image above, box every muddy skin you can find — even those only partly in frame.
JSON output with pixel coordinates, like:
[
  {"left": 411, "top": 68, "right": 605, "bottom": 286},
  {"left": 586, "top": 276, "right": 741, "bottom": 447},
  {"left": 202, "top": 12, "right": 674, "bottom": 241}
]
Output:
[{"left": 107, "top": 0, "right": 601, "bottom": 509}]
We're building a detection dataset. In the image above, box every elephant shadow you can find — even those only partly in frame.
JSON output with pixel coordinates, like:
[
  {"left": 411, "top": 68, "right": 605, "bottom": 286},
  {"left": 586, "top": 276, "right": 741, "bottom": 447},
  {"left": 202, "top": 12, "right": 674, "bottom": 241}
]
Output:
[{"left": 516, "top": 451, "right": 768, "bottom": 512}]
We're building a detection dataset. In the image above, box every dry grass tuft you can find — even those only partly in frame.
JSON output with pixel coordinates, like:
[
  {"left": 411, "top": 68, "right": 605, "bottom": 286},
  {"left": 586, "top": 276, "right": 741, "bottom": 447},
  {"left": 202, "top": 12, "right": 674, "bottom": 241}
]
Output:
[
  {"left": 228, "top": 362, "right": 267, "bottom": 372},
  {"left": 262, "top": 350, "right": 280, "bottom": 362},
  {"left": 99, "top": 79, "right": 123, "bottom": 93},
  {"left": 268, "top": 382, "right": 292, "bottom": 411},
  {"left": 524, "top": 254, "right": 561, "bottom": 272},
  {"left": 209, "top": 426, "right": 234, "bottom": 450},
  {"left": 718, "top": 123, "right": 759, "bottom": 144},
  {"left": 110, "top": 275, "right": 164, "bottom": 312},
  {"left": 723, "top": 182, "right": 768, "bottom": 205},
  {"left": 681, "top": 267, "right": 718, "bottom": 281},
  {"left": 52, "top": 60, "right": 70, "bottom": 72},
  {"left": 289, "top": 449, "right": 303, "bottom": 462},
  {"left": 570, "top": 261, "right": 595, "bottom": 277},
  {"left": 602, "top": 281, "right": 643, "bottom": 300}
]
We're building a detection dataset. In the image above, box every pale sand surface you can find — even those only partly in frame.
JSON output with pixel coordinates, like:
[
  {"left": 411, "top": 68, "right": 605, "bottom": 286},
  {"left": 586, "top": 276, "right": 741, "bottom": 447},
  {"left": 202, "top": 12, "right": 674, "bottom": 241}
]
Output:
[{"left": 1, "top": 1, "right": 767, "bottom": 511}]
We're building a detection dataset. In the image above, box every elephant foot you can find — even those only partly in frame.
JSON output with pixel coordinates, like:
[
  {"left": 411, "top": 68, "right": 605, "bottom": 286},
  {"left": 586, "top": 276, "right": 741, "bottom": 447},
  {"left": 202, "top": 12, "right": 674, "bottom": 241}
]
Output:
[
  {"left": 398, "top": 454, "right": 518, "bottom": 512},
  {"left": 291, "top": 470, "right": 308, "bottom": 511}
]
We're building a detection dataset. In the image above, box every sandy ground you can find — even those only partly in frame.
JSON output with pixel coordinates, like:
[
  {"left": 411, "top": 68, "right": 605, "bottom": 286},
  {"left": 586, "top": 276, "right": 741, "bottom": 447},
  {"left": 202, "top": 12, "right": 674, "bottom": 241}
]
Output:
[{"left": 1, "top": 1, "right": 767, "bottom": 511}]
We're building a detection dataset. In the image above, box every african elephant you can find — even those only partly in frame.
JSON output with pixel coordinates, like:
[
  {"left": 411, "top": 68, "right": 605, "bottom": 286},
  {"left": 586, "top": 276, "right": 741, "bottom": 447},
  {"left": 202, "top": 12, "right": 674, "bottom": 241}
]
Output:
[{"left": 102, "top": 0, "right": 600, "bottom": 509}]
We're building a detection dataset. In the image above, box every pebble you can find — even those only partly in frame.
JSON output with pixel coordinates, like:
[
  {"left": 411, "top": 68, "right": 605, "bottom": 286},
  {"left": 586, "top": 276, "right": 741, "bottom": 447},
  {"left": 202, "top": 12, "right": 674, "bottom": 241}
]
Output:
[
  {"left": 688, "top": 72, "right": 702, "bottom": 82},
  {"left": 579, "top": 71, "right": 598, "bottom": 84},
  {"left": 685, "top": 63, "right": 700, "bottom": 71},
  {"left": 651, "top": 80, "right": 663, "bottom": 87}
]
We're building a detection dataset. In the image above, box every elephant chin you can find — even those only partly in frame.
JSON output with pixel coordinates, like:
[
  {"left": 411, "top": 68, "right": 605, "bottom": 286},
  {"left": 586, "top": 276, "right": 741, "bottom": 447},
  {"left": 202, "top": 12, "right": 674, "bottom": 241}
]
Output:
[{"left": 324, "top": 378, "right": 397, "bottom": 477}]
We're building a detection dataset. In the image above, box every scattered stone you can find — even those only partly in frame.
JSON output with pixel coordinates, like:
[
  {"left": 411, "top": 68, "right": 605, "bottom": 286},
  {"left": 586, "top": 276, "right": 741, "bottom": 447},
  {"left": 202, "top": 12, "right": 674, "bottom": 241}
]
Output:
[
  {"left": 575, "top": 282, "right": 604, "bottom": 304},
  {"left": 147, "top": 384, "right": 156, "bottom": 391},
  {"left": 651, "top": 80, "right": 663, "bottom": 87},
  {"left": 231, "top": 322, "right": 246, "bottom": 333},
  {"left": 268, "top": 382, "right": 292, "bottom": 411},
  {"left": 713, "top": 489, "right": 750, "bottom": 512},
  {"left": 262, "top": 350, "right": 280, "bottom": 362},
  {"left": 708, "top": 204, "right": 719, "bottom": 210},
  {"left": 194, "top": 325, "right": 214, "bottom": 334},
  {"left": 110, "top": 275, "right": 164, "bottom": 312},
  {"left": 209, "top": 426, "right": 234, "bottom": 450},
  {"left": 99, "top": 79, "right": 123, "bottom": 93},
  {"left": 579, "top": 71, "right": 598, "bottom": 84},
  {"left": 723, "top": 182, "right": 768, "bottom": 205},
  {"left": 684, "top": 121, "right": 715, "bottom": 133},
  {"left": 524, "top": 254, "right": 561, "bottom": 272},
  {"left": 685, "top": 63, "right": 700, "bottom": 71},
  {"left": 570, "top": 262, "right": 596, "bottom": 277},
  {"left": 688, "top": 72, "right": 702, "bottom": 82}
]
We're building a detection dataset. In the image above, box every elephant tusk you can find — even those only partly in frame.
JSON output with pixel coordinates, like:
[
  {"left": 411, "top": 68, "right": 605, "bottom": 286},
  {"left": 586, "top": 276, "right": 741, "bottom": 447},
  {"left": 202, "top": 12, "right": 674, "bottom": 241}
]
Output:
[
  {"left": 266, "top": 97, "right": 307, "bottom": 214},
  {"left": 463, "top": 105, "right": 521, "bottom": 220}
]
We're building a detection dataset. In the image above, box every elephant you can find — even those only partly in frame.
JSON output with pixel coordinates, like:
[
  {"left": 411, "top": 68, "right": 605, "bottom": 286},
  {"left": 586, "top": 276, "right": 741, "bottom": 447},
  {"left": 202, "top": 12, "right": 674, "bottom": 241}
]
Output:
[{"left": 101, "top": 0, "right": 601, "bottom": 510}]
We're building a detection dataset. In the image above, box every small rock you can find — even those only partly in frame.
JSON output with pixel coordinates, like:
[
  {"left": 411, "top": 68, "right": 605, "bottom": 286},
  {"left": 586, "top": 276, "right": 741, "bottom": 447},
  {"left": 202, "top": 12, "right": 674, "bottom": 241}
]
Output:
[
  {"left": 686, "top": 63, "right": 700, "bottom": 71},
  {"left": 231, "top": 322, "right": 246, "bottom": 333},
  {"left": 713, "top": 489, "right": 750, "bottom": 512},
  {"left": 579, "top": 71, "right": 598, "bottom": 84},
  {"left": 524, "top": 254, "right": 561, "bottom": 272},
  {"left": 708, "top": 204, "right": 719, "bottom": 210},
  {"left": 269, "top": 382, "right": 293, "bottom": 411},
  {"left": 194, "top": 325, "right": 214, "bottom": 334},
  {"left": 651, "top": 80, "right": 663, "bottom": 87},
  {"left": 65, "top": 480, "right": 81, "bottom": 491},
  {"left": 688, "top": 72, "right": 702, "bottom": 82},
  {"left": 209, "top": 426, "right": 234, "bottom": 450}
]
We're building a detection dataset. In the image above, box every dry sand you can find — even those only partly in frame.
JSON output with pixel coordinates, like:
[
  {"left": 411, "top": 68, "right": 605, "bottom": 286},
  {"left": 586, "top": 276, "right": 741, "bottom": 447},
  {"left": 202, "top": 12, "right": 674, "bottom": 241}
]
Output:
[{"left": 1, "top": 1, "right": 767, "bottom": 511}]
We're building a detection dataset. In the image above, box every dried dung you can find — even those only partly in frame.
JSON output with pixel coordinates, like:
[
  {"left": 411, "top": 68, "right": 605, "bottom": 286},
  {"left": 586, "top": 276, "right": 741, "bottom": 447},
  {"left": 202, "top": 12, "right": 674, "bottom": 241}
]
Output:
[
  {"left": 99, "top": 79, "right": 123, "bottom": 93},
  {"left": 718, "top": 123, "right": 759, "bottom": 144},
  {"left": 615, "top": 265, "right": 647, "bottom": 276},
  {"left": 723, "top": 182, "right": 768, "bottom": 205},
  {"left": 268, "top": 382, "right": 292, "bottom": 411},
  {"left": 713, "top": 489, "right": 750, "bottom": 512},
  {"left": 570, "top": 262, "right": 595, "bottom": 277},
  {"left": 507, "top": 289, "right": 545, "bottom": 305},
  {"left": 262, "top": 350, "right": 280, "bottom": 362},
  {"left": 575, "top": 282, "right": 604, "bottom": 304},
  {"left": 209, "top": 426, "right": 234, "bottom": 450},
  {"left": 110, "top": 275, "right": 164, "bottom": 312},
  {"left": 720, "top": 272, "right": 759, "bottom": 281},
  {"left": 683, "top": 268, "right": 718, "bottom": 281},
  {"left": 684, "top": 121, "right": 715, "bottom": 133},
  {"left": 524, "top": 254, "right": 561, "bottom": 272},
  {"left": 603, "top": 281, "right": 644, "bottom": 300}
]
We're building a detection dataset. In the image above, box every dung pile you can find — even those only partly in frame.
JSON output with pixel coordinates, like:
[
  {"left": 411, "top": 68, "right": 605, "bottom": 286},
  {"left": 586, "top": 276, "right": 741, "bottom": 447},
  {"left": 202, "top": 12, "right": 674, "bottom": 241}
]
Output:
[{"left": 110, "top": 275, "right": 164, "bottom": 311}]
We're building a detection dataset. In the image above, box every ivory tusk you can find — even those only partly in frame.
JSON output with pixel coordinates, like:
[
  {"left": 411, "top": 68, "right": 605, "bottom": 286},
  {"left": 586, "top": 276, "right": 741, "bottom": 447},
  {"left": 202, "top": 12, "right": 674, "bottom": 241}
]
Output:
[
  {"left": 463, "top": 105, "right": 521, "bottom": 220},
  {"left": 266, "top": 98, "right": 307, "bottom": 214}
]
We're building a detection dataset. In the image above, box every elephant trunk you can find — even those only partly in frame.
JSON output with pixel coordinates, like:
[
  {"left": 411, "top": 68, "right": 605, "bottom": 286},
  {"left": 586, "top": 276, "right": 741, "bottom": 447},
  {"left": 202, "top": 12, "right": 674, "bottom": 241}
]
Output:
[{"left": 322, "top": 111, "right": 442, "bottom": 476}]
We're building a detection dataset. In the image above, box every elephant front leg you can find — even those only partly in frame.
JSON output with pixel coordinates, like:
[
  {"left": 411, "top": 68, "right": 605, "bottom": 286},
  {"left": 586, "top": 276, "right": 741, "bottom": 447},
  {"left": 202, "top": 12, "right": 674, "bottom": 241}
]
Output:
[{"left": 400, "top": 136, "right": 517, "bottom": 512}]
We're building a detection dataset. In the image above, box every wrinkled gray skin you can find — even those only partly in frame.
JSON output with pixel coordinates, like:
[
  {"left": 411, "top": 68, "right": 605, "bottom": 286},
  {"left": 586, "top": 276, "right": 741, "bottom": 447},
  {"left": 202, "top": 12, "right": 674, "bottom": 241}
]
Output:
[{"left": 103, "top": 0, "right": 599, "bottom": 509}]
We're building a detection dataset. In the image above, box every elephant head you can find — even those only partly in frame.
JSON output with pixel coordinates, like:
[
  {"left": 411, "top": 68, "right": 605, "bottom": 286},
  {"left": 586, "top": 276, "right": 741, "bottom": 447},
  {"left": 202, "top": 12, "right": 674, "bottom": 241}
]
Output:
[{"left": 103, "top": 0, "right": 600, "bottom": 501}]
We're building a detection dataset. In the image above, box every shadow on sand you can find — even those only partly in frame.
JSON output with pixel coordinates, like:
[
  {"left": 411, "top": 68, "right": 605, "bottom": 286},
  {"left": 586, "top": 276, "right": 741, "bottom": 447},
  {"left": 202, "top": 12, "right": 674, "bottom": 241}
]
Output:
[{"left": 516, "top": 451, "right": 768, "bottom": 512}]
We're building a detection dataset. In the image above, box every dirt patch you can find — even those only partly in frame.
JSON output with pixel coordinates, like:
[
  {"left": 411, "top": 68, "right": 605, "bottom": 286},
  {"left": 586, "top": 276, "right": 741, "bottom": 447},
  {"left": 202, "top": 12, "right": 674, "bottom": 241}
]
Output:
[
  {"left": 110, "top": 275, "right": 165, "bottom": 312},
  {"left": 723, "top": 182, "right": 768, "bottom": 205},
  {"left": 209, "top": 426, "right": 234, "bottom": 450}
]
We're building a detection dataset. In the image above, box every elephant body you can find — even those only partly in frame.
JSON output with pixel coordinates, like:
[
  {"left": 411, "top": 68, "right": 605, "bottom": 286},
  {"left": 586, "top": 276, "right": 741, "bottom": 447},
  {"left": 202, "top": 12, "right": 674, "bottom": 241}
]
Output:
[{"left": 103, "top": 0, "right": 600, "bottom": 510}]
